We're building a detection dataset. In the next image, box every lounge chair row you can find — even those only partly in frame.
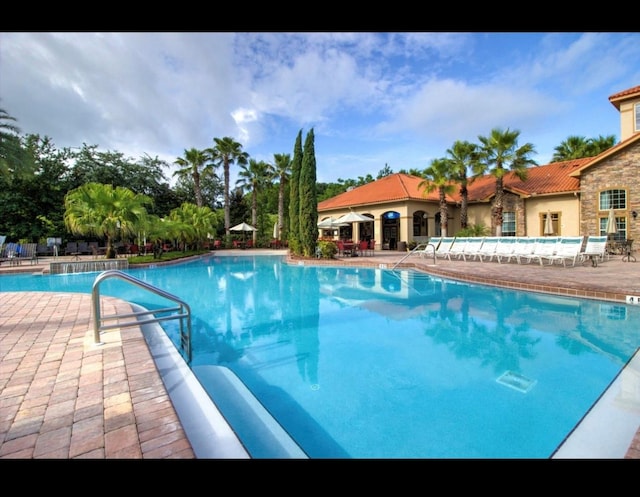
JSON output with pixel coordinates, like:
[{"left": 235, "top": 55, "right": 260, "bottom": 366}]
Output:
[{"left": 420, "top": 235, "right": 608, "bottom": 267}]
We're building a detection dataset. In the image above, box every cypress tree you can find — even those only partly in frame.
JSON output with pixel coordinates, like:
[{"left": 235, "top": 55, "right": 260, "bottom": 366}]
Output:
[
  {"left": 299, "top": 128, "right": 318, "bottom": 257},
  {"left": 288, "top": 130, "right": 303, "bottom": 255}
]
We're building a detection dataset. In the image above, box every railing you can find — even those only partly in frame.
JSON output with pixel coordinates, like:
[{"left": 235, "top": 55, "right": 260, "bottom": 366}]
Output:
[
  {"left": 91, "top": 269, "right": 192, "bottom": 363},
  {"left": 392, "top": 243, "right": 436, "bottom": 269}
]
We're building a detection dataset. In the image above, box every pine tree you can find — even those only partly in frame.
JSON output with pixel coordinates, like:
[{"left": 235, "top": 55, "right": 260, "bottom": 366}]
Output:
[
  {"left": 288, "top": 130, "right": 303, "bottom": 255},
  {"left": 299, "top": 128, "right": 318, "bottom": 257}
]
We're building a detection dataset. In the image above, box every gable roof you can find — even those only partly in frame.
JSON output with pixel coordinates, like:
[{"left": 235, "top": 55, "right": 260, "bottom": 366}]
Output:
[
  {"left": 318, "top": 159, "right": 587, "bottom": 211},
  {"left": 609, "top": 85, "right": 640, "bottom": 110},
  {"left": 569, "top": 132, "right": 640, "bottom": 176}
]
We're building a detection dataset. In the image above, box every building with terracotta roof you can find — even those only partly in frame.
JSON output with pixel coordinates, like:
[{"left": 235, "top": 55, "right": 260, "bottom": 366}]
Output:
[{"left": 318, "top": 85, "right": 640, "bottom": 251}]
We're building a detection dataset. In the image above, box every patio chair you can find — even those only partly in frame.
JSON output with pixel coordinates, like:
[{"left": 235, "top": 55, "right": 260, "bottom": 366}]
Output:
[
  {"left": 507, "top": 237, "right": 537, "bottom": 264},
  {"left": 476, "top": 237, "right": 500, "bottom": 262},
  {"left": 459, "top": 237, "right": 485, "bottom": 261},
  {"left": 445, "top": 237, "right": 469, "bottom": 261},
  {"left": 540, "top": 236, "right": 585, "bottom": 267},
  {"left": 492, "top": 237, "right": 517, "bottom": 263},
  {"left": 579, "top": 236, "right": 608, "bottom": 267},
  {"left": 20, "top": 243, "right": 39, "bottom": 264},
  {"left": 434, "top": 237, "right": 456, "bottom": 259},
  {"left": 521, "top": 237, "right": 560, "bottom": 265}
]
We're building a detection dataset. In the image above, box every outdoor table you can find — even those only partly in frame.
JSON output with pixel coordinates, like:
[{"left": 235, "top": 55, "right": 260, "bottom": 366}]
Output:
[{"left": 342, "top": 242, "right": 357, "bottom": 257}]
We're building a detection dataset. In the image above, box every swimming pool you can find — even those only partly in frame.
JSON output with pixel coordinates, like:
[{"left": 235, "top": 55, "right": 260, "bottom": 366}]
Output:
[{"left": 2, "top": 254, "right": 640, "bottom": 458}]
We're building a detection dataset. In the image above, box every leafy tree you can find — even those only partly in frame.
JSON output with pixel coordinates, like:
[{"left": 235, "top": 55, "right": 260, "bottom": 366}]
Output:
[
  {"left": 288, "top": 130, "right": 303, "bottom": 254},
  {"left": 299, "top": 128, "right": 318, "bottom": 257},
  {"left": 167, "top": 202, "right": 220, "bottom": 250},
  {"left": 446, "top": 140, "right": 480, "bottom": 229},
  {"left": 377, "top": 163, "right": 394, "bottom": 179},
  {"left": 272, "top": 152, "right": 291, "bottom": 241},
  {"left": 64, "top": 182, "right": 153, "bottom": 258},
  {"left": 477, "top": 127, "right": 537, "bottom": 236},
  {"left": 419, "top": 158, "right": 456, "bottom": 237},
  {"left": 173, "top": 148, "right": 213, "bottom": 208},
  {"left": 0, "top": 107, "right": 35, "bottom": 180},
  {"left": 209, "top": 137, "right": 249, "bottom": 236}
]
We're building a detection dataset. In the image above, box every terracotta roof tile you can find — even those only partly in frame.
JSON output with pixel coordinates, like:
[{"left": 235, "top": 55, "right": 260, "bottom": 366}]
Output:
[
  {"left": 319, "top": 159, "right": 588, "bottom": 211},
  {"left": 609, "top": 85, "right": 640, "bottom": 109}
]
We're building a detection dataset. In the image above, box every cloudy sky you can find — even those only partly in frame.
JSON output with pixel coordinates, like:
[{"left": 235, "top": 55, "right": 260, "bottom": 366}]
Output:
[{"left": 1, "top": 32, "right": 639, "bottom": 185}]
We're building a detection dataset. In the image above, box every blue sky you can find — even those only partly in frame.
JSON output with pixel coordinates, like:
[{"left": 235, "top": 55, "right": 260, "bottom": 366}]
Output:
[{"left": 1, "top": 32, "right": 639, "bottom": 185}]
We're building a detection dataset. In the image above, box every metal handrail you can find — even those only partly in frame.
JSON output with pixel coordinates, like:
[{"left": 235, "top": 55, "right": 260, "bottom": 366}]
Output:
[
  {"left": 391, "top": 243, "right": 436, "bottom": 269},
  {"left": 91, "top": 269, "right": 192, "bottom": 363}
]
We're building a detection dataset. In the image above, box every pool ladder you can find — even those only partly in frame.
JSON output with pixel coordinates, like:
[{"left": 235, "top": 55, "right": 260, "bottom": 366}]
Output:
[
  {"left": 91, "top": 269, "right": 192, "bottom": 363},
  {"left": 391, "top": 243, "right": 436, "bottom": 269}
]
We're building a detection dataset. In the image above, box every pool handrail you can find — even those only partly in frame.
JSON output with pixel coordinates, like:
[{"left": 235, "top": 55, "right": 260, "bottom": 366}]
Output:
[
  {"left": 91, "top": 269, "right": 192, "bottom": 363},
  {"left": 392, "top": 242, "right": 435, "bottom": 269}
]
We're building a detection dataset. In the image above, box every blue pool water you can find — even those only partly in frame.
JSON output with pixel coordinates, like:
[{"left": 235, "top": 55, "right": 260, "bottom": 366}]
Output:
[{"left": 2, "top": 254, "right": 640, "bottom": 458}]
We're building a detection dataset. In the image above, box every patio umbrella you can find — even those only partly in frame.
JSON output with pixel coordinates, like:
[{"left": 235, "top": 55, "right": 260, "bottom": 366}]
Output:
[
  {"left": 606, "top": 208, "right": 618, "bottom": 235},
  {"left": 544, "top": 211, "right": 554, "bottom": 235},
  {"left": 317, "top": 217, "right": 348, "bottom": 229},
  {"left": 336, "top": 211, "right": 372, "bottom": 224},
  {"left": 230, "top": 222, "right": 257, "bottom": 243},
  {"left": 273, "top": 222, "right": 279, "bottom": 240}
]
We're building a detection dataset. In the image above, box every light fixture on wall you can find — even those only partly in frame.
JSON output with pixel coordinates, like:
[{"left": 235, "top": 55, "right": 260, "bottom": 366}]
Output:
[{"left": 633, "top": 211, "right": 638, "bottom": 219}]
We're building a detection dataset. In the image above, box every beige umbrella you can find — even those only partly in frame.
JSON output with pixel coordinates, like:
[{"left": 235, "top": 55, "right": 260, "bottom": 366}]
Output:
[
  {"left": 544, "top": 211, "right": 554, "bottom": 235},
  {"left": 230, "top": 222, "right": 257, "bottom": 244},
  {"left": 318, "top": 217, "right": 348, "bottom": 229},
  {"left": 606, "top": 208, "right": 618, "bottom": 235},
  {"left": 336, "top": 211, "right": 372, "bottom": 224}
]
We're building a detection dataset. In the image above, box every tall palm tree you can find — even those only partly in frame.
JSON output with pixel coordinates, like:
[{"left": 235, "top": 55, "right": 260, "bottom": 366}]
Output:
[
  {"left": 236, "top": 158, "right": 272, "bottom": 244},
  {"left": 477, "top": 127, "right": 537, "bottom": 236},
  {"left": 209, "top": 137, "right": 249, "bottom": 236},
  {"left": 172, "top": 148, "right": 213, "bottom": 208},
  {"left": 272, "top": 152, "right": 291, "bottom": 241},
  {"left": 446, "top": 140, "right": 480, "bottom": 230},
  {"left": 419, "top": 158, "right": 456, "bottom": 237},
  {"left": 64, "top": 182, "right": 152, "bottom": 258},
  {"left": 0, "top": 106, "right": 30, "bottom": 180}
]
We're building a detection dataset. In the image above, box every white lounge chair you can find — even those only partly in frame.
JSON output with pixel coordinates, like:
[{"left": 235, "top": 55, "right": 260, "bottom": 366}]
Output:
[
  {"left": 492, "top": 237, "right": 517, "bottom": 263},
  {"left": 580, "top": 236, "right": 608, "bottom": 267},
  {"left": 445, "top": 237, "right": 469, "bottom": 261},
  {"left": 541, "top": 236, "right": 584, "bottom": 267},
  {"left": 434, "top": 236, "right": 456, "bottom": 259},
  {"left": 476, "top": 237, "right": 500, "bottom": 262},
  {"left": 418, "top": 237, "right": 441, "bottom": 259},
  {"left": 523, "top": 237, "right": 560, "bottom": 265},
  {"left": 508, "top": 237, "right": 537, "bottom": 264},
  {"left": 459, "top": 237, "right": 485, "bottom": 261}
]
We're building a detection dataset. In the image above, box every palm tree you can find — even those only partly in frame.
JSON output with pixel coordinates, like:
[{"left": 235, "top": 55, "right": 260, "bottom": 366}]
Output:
[
  {"left": 172, "top": 148, "right": 214, "bottom": 208},
  {"left": 209, "top": 137, "right": 249, "bottom": 236},
  {"left": 236, "top": 158, "right": 272, "bottom": 244},
  {"left": 552, "top": 135, "right": 590, "bottom": 161},
  {"left": 272, "top": 152, "right": 291, "bottom": 241},
  {"left": 64, "top": 182, "right": 152, "bottom": 258},
  {"left": 477, "top": 127, "right": 537, "bottom": 236},
  {"left": 0, "top": 106, "right": 29, "bottom": 180},
  {"left": 446, "top": 140, "right": 480, "bottom": 230},
  {"left": 587, "top": 134, "right": 616, "bottom": 155},
  {"left": 419, "top": 158, "right": 456, "bottom": 237}
]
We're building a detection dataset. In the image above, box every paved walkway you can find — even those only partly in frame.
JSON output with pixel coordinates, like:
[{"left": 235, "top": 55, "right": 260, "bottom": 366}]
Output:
[{"left": 1, "top": 249, "right": 639, "bottom": 458}]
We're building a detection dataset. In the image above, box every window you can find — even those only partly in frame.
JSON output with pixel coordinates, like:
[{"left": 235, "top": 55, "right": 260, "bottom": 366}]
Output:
[
  {"left": 635, "top": 103, "right": 640, "bottom": 132},
  {"left": 599, "top": 189, "right": 627, "bottom": 210},
  {"left": 599, "top": 216, "right": 626, "bottom": 241},
  {"left": 502, "top": 212, "right": 516, "bottom": 236}
]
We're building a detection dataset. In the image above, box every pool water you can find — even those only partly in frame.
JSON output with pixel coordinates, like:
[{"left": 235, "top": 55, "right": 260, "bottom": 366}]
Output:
[{"left": 2, "top": 254, "right": 640, "bottom": 458}]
